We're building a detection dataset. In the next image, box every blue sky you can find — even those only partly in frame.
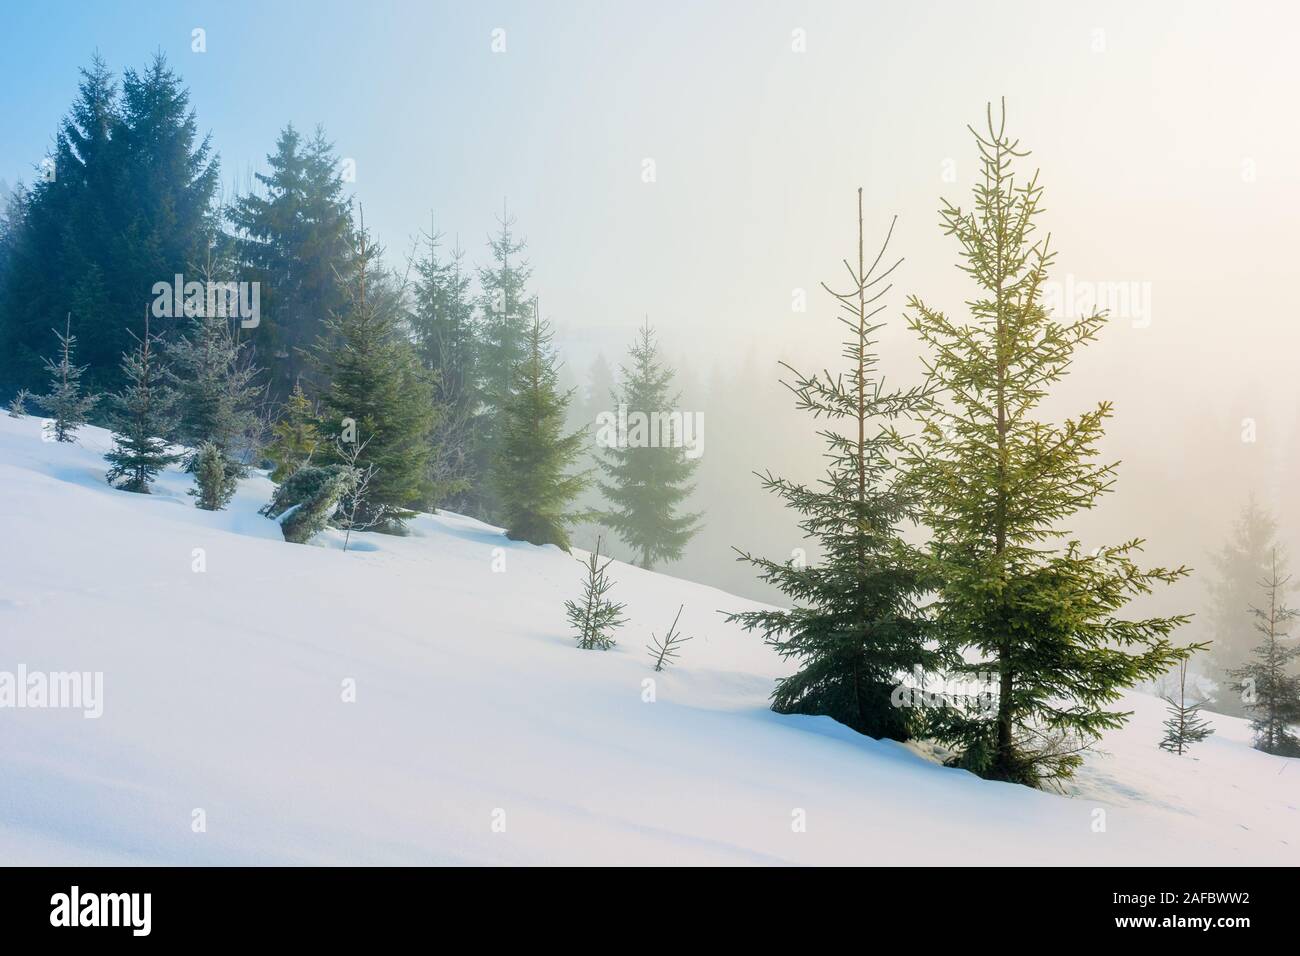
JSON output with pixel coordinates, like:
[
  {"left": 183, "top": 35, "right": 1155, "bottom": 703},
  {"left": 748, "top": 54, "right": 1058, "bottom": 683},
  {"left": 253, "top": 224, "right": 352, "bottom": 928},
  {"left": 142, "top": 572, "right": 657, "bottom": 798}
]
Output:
[{"left": 2, "top": 0, "right": 1298, "bottom": 386}]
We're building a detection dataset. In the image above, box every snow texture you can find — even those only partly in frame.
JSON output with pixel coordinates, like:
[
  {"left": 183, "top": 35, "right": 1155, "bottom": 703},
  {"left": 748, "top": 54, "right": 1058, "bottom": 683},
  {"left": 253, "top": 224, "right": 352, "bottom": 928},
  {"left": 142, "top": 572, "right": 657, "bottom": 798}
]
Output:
[{"left": 0, "top": 415, "right": 1295, "bottom": 864}]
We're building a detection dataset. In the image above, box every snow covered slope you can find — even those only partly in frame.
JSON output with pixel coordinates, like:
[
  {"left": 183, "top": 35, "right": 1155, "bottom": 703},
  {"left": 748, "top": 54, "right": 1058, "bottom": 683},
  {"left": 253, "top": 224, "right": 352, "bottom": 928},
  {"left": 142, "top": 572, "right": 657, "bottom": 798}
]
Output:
[{"left": 0, "top": 415, "right": 1295, "bottom": 865}]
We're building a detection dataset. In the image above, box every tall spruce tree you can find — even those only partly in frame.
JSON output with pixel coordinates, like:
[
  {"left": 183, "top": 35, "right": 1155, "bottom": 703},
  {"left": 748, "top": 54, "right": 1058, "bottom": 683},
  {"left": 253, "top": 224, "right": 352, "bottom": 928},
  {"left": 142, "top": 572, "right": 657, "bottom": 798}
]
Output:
[
  {"left": 726, "top": 193, "right": 936, "bottom": 741},
  {"left": 411, "top": 224, "right": 477, "bottom": 411},
  {"left": 1159, "top": 659, "right": 1215, "bottom": 755},
  {"left": 905, "top": 102, "right": 1195, "bottom": 786},
  {"left": 1229, "top": 551, "right": 1300, "bottom": 755},
  {"left": 599, "top": 320, "right": 701, "bottom": 570},
  {"left": 315, "top": 220, "right": 437, "bottom": 532},
  {"left": 38, "top": 314, "right": 98, "bottom": 443},
  {"left": 477, "top": 206, "right": 532, "bottom": 415},
  {"left": 409, "top": 224, "right": 478, "bottom": 509},
  {"left": 230, "top": 125, "right": 354, "bottom": 400},
  {"left": 491, "top": 309, "right": 587, "bottom": 549},
  {"left": 105, "top": 313, "right": 180, "bottom": 492},
  {"left": 0, "top": 55, "right": 218, "bottom": 396},
  {"left": 472, "top": 206, "right": 534, "bottom": 520},
  {"left": 1204, "top": 497, "right": 1281, "bottom": 715}
]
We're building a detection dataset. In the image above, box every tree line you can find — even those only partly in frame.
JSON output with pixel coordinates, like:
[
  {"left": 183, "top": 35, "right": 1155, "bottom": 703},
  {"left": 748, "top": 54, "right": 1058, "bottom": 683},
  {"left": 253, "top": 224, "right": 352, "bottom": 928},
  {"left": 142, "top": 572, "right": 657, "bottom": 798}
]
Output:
[{"left": 0, "top": 54, "right": 699, "bottom": 563}]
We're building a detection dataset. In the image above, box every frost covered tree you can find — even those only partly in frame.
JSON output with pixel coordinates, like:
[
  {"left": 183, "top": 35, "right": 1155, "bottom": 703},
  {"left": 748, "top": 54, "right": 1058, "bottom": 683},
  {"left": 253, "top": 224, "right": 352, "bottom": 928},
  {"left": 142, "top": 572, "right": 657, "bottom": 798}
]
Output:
[
  {"left": 265, "top": 382, "right": 318, "bottom": 482},
  {"left": 1230, "top": 552, "right": 1300, "bottom": 756},
  {"left": 105, "top": 315, "right": 180, "bottom": 493},
  {"left": 167, "top": 252, "right": 263, "bottom": 473},
  {"left": 189, "top": 441, "right": 237, "bottom": 511},
  {"left": 260, "top": 463, "right": 355, "bottom": 544},
  {"left": 491, "top": 309, "right": 588, "bottom": 549},
  {"left": 905, "top": 102, "right": 1194, "bottom": 786},
  {"left": 1159, "top": 659, "right": 1215, "bottom": 755},
  {"left": 38, "top": 314, "right": 98, "bottom": 443},
  {"left": 333, "top": 433, "right": 380, "bottom": 552},
  {"left": 727, "top": 192, "right": 937, "bottom": 742},
  {"left": 599, "top": 320, "right": 701, "bottom": 570},
  {"left": 565, "top": 538, "right": 627, "bottom": 650},
  {"left": 6, "top": 389, "right": 30, "bottom": 417}
]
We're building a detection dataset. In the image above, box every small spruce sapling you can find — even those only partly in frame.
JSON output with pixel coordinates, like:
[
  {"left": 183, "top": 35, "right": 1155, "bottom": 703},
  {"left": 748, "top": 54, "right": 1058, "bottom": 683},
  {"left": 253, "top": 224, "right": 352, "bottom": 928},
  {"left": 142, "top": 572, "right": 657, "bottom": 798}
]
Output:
[
  {"left": 1159, "top": 658, "right": 1215, "bottom": 755},
  {"left": 565, "top": 537, "right": 627, "bottom": 650},
  {"left": 38, "top": 314, "right": 99, "bottom": 442},
  {"left": 266, "top": 382, "right": 319, "bottom": 482},
  {"left": 7, "top": 389, "right": 31, "bottom": 418},
  {"left": 647, "top": 604, "right": 693, "bottom": 671},
  {"left": 105, "top": 315, "right": 181, "bottom": 493},
  {"left": 334, "top": 433, "right": 379, "bottom": 552},
  {"left": 190, "top": 441, "right": 238, "bottom": 511}
]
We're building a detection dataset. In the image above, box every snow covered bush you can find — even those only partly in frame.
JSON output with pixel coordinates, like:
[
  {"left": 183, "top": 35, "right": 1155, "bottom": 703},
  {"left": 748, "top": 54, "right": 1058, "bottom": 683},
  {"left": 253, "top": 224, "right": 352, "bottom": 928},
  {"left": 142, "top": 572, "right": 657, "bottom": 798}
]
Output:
[{"left": 260, "top": 464, "right": 357, "bottom": 544}]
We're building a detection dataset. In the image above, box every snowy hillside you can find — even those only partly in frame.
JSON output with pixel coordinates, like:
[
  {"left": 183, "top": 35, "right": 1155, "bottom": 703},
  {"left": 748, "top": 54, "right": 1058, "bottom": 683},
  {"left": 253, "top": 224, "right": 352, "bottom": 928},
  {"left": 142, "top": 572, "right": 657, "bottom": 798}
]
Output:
[{"left": 0, "top": 414, "right": 1295, "bottom": 865}]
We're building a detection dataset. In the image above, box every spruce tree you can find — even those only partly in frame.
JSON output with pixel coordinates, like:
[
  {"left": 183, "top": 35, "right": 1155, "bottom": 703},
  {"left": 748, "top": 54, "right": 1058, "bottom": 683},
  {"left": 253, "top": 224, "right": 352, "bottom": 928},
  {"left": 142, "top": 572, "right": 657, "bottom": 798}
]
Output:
[
  {"left": 599, "top": 320, "right": 701, "bottom": 570},
  {"left": 105, "top": 314, "right": 180, "bottom": 492},
  {"left": 0, "top": 55, "right": 218, "bottom": 396},
  {"left": 1159, "top": 659, "right": 1215, "bottom": 755},
  {"left": 491, "top": 309, "right": 588, "bottom": 549},
  {"left": 905, "top": 102, "right": 1194, "bottom": 785},
  {"left": 565, "top": 538, "right": 627, "bottom": 650},
  {"left": 38, "top": 314, "right": 98, "bottom": 443},
  {"left": 323, "top": 435, "right": 378, "bottom": 551},
  {"left": 189, "top": 441, "right": 237, "bottom": 511},
  {"left": 472, "top": 206, "right": 534, "bottom": 520},
  {"left": 1205, "top": 497, "right": 1281, "bottom": 715},
  {"left": 265, "top": 382, "right": 319, "bottom": 482},
  {"left": 411, "top": 223, "right": 477, "bottom": 412},
  {"left": 477, "top": 206, "right": 532, "bottom": 419},
  {"left": 7, "top": 388, "right": 30, "bottom": 417},
  {"left": 315, "top": 220, "right": 437, "bottom": 532},
  {"left": 409, "top": 224, "right": 478, "bottom": 509},
  {"left": 230, "top": 124, "right": 354, "bottom": 400},
  {"left": 167, "top": 257, "right": 263, "bottom": 473},
  {"left": 726, "top": 192, "right": 937, "bottom": 741},
  {"left": 1229, "top": 551, "right": 1300, "bottom": 755}
]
